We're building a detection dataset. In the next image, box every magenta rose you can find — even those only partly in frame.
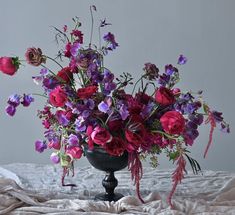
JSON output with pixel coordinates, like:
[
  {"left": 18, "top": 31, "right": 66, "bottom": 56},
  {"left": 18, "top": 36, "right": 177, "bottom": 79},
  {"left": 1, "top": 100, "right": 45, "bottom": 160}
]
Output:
[
  {"left": 91, "top": 126, "right": 112, "bottom": 146},
  {"left": 155, "top": 87, "right": 175, "bottom": 106},
  {"left": 160, "top": 111, "right": 185, "bottom": 135},
  {"left": 107, "top": 120, "right": 123, "bottom": 132},
  {"left": 49, "top": 86, "right": 67, "bottom": 107},
  {"left": 104, "top": 137, "right": 125, "bottom": 156},
  {"left": 0, "top": 57, "right": 19, "bottom": 76}
]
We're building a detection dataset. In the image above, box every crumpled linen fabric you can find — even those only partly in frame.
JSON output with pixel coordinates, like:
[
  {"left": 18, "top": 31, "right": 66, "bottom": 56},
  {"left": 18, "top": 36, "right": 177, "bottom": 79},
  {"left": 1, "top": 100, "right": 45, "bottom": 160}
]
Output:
[{"left": 0, "top": 164, "right": 235, "bottom": 214}]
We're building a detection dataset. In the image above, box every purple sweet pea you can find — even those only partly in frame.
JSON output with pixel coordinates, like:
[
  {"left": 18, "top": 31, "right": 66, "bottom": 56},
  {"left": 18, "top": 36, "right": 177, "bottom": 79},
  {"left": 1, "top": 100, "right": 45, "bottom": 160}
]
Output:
[
  {"left": 40, "top": 68, "right": 48, "bottom": 75},
  {"left": 32, "top": 76, "right": 43, "bottom": 85},
  {"left": 21, "top": 94, "right": 34, "bottom": 107},
  {"left": 85, "top": 99, "right": 95, "bottom": 110},
  {"left": 68, "top": 134, "right": 79, "bottom": 146},
  {"left": 178, "top": 55, "right": 187, "bottom": 65},
  {"left": 119, "top": 104, "right": 129, "bottom": 120},
  {"left": 50, "top": 152, "right": 60, "bottom": 164},
  {"left": 7, "top": 94, "right": 21, "bottom": 107},
  {"left": 5, "top": 105, "right": 16, "bottom": 116},
  {"left": 71, "top": 42, "right": 80, "bottom": 57},
  {"left": 75, "top": 118, "right": 87, "bottom": 132},
  {"left": 103, "top": 32, "right": 118, "bottom": 50},
  {"left": 98, "top": 101, "right": 109, "bottom": 113},
  {"left": 35, "top": 140, "right": 47, "bottom": 153},
  {"left": 165, "top": 64, "right": 176, "bottom": 76}
]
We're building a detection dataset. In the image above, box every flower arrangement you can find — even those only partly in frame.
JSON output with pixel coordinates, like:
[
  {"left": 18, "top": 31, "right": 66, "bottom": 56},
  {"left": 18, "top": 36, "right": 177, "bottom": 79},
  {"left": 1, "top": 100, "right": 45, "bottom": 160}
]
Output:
[{"left": 0, "top": 6, "right": 230, "bottom": 207}]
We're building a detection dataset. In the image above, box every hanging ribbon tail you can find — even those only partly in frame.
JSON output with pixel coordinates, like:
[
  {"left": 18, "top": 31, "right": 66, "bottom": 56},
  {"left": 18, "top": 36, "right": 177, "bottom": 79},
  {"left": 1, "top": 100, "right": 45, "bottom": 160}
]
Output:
[{"left": 128, "top": 152, "right": 145, "bottom": 204}]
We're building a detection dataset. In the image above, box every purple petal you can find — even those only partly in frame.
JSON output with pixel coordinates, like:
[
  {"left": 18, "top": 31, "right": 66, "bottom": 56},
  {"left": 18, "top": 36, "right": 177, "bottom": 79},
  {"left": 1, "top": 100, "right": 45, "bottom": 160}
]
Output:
[
  {"left": 7, "top": 94, "right": 21, "bottom": 107},
  {"left": 68, "top": 134, "right": 79, "bottom": 146},
  {"left": 35, "top": 140, "right": 47, "bottom": 153},
  {"left": 98, "top": 101, "right": 109, "bottom": 113}
]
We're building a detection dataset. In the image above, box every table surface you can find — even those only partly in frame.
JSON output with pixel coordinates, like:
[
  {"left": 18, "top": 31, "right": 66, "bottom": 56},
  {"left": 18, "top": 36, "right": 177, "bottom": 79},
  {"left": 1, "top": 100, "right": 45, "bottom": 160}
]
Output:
[{"left": 1, "top": 163, "right": 235, "bottom": 214}]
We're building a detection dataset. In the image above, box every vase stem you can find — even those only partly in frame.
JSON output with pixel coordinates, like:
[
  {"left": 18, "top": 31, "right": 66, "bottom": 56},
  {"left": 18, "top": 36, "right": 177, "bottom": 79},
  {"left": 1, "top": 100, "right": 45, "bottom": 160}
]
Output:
[{"left": 102, "top": 171, "right": 118, "bottom": 196}]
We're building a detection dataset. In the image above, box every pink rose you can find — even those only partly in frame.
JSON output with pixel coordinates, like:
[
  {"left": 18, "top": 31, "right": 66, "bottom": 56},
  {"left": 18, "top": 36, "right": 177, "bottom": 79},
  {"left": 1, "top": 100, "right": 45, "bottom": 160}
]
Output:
[
  {"left": 91, "top": 126, "right": 112, "bottom": 146},
  {"left": 160, "top": 111, "right": 185, "bottom": 135},
  {"left": 66, "top": 146, "right": 83, "bottom": 159},
  {"left": 0, "top": 57, "right": 19, "bottom": 76}
]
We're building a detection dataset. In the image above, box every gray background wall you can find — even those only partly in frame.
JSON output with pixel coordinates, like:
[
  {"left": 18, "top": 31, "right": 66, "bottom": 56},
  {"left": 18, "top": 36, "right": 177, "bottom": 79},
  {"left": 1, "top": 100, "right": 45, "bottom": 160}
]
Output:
[{"left": 0, "top": 0, "right": 234, "bottom": 171}]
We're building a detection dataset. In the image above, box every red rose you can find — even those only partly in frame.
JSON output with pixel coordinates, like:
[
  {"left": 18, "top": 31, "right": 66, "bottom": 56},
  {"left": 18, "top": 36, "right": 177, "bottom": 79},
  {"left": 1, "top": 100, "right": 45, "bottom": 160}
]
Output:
[
  {"left": 77, "top": 85, "right": 98, "bottom": 99},
  {"left": 125, "top": 123, "right": 146, "bottom": 151},
  {"left": 0, "top": 57, "right": 19, "bottom": 76},
  {"left": 66, "top": 146, "right": 83, "bottom": 159},
  {"left": 155, "top": 87, "right": 175, "bottom": 106},
  {"left": 57, "top": 67, "right": 73, "bottom": 84},
  {"left": 49, "top": 86, "right": 67, "bottom": 107},
  {"left": 91, "top": 126, "right": 112, "bottom": 146},
  {"left": 104, "top": 137, "right": 125, "bottom": 156},
  {"left": 160, "top": 111, "right": 185, "bottom": 135}
]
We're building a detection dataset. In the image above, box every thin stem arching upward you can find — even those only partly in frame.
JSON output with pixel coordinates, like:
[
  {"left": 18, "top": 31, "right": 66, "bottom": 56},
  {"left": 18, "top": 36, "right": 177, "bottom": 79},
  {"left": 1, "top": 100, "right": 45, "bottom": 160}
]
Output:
[{"left": 89, "top": 6, "right": 94, "bottom": 47}]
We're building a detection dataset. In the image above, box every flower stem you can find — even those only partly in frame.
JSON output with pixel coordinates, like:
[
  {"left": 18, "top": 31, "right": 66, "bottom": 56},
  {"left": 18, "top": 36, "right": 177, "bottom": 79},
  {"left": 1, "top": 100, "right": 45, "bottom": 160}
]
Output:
[
  {"left": 45, "top": 55, "right": 63, "bottom": 69},
  {"left": 89, "top": 6, "right": 94, "bottom": 47}
]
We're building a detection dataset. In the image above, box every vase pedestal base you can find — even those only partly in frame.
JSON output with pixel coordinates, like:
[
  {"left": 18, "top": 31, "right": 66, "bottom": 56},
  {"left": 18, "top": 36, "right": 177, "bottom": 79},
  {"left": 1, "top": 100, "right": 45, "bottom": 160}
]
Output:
[{"left": 95, "top": 192, "right": 124, "bottom": 202}]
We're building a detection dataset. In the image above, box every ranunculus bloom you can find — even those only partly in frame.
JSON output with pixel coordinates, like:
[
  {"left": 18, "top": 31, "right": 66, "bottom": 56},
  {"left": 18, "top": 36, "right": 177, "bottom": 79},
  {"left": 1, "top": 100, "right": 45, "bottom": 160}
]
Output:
[
  {"left": 104, "top": 137, "right": 125, "bottom": 156},
  {"left": 155, "top": 87, "right": 175, "bottom": 106},
  {"left": 91, "top": 126, "right": 112, "bottom": 146},
  {"left": 49, "top": 86, "right": 67, "bottom": 107},
  {"left": 77, "top": 85, "right": 98, "bottom": 99},
  {"left": 25, "top": 47, "right": 46, "bottom": 66},
  {"left": 66, "top": 146, "right": 83, "bottom": 159},
  {"left": 0, "top": 57, "right": 19, "bottom": 76},
  {"left": 160, "top": 111, "right": 185, "bottom": 135},
  {"left": 57, "top": 67, "right": 73, "bottom": 84}
]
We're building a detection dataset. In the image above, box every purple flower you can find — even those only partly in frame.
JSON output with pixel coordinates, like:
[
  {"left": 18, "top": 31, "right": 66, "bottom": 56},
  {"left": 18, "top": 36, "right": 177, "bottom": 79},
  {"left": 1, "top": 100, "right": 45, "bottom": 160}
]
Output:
[
  {"left": 103, "top": 69, "right": 114, "bottom": 82},
  {"left": 85, "top": 99, "right": 95, "bottom": 110},
  {"left": 98, "top": 101, "right": 109, "bottom": 113},
  {"left": 40, "top": 68, "right": 48, "bottom": 75},
  {"left": 103, "top": 32, "right": 118, "bottom": 51},
  {"left": 21, "top": 94, "right": 34, "bottom": 107},
  {"left": 35, "top": 140, "right": 47, "bottom": 153},
  {"left": 178, "top": 55, "right": 187, "bottom": 65},
  {"left": 50, "top": 152, "right": 60, "bottom": 164},
  {"left": 165, "top": 64, "right": 176, "bottom": 75},
  {"left": 75, "top": 118, "right": 86, "bottom": 132},
  {"left": 220, "top": 122, "right": 230, "bottom": 133},
  {"left": 68, "top": 134, "right": 80, "bottom": 146},
  {"left": 119, "top": 104, "right": 129, "bottom": 120},
  {"left": 158, "top": 74, "right": 170, "bottom": 86},
  {"left": 58, "top": 114, "right": 69, "bottom": 126},
  {"left": 7, "top": 94, "right": 21, "bottom": 107},
  {"left": 5, "top": 105, "right": 16, "bottom": 116},
  {"left": 70, "top": 42, "right": 80, "bottom": 57},
  {"left": 43, "top": 77, "right": 58, "bottom": 89}
]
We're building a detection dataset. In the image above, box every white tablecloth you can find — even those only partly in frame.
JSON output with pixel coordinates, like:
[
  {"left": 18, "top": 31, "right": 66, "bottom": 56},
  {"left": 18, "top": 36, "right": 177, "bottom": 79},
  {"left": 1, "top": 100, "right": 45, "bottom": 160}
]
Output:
[{"left": 0, "top": 163, "right": 235, "bottom": 214}]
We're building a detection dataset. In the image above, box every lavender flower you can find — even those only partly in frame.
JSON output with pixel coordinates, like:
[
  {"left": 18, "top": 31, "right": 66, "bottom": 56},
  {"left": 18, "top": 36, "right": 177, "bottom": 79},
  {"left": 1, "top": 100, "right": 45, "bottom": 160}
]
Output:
[
  {"left": 50, "top": 152, "right": 60, "bottom": 164},
  {"left": 75, "top": 117, "right": 86, "bottom": 132},
  {"left": 165, "top": 64, "right": 176, "bottom": 76}
]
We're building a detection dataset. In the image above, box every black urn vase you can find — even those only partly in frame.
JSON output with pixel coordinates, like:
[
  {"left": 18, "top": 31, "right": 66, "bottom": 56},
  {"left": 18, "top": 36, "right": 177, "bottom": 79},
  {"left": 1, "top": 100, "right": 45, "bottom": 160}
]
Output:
[{"left": 84, "top": 146, "right": 128, "bottom": 202}]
